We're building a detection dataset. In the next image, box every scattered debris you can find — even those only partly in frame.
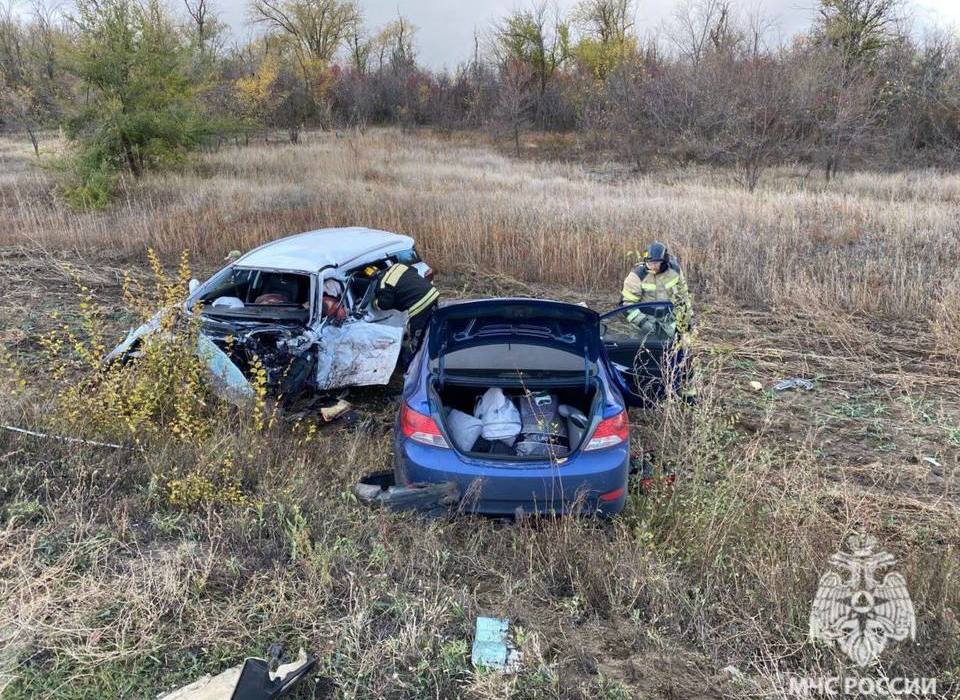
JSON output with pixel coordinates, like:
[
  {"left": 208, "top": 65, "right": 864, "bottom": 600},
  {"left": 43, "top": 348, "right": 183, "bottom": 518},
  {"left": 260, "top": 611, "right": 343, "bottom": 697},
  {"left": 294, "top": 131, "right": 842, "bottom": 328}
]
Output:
[
  {"left": 282, "top": 393, "right": 353, "bottom": 423},
  {"left": 630, "top": 451, "right": 676, "bottom": 492},
  {"left": 2, "top": 425, "right": 125, "bottom": 450},
  {"left": 748, "top": 380, "right": 763, "bottom": 392},
  {"left": 471, "top": 617, "right": 521, "bottom": 673},
  {"left": 773, "top": 378, "right": 815, "bottom": 392},
  {"left": 319, "top": 398, "right": 353, "bottom": 423},
  {"left": 922, "top": 456, "right": 943, "bottom": 469},
  {"left": 720, "top": 665, "right": 745, "bottom": 682},
  {"left": 158, "top": 646, "right": 315, "bottom": 700},
  {"left": 353, "top": 470, "right": 460, "bottom": 515}
]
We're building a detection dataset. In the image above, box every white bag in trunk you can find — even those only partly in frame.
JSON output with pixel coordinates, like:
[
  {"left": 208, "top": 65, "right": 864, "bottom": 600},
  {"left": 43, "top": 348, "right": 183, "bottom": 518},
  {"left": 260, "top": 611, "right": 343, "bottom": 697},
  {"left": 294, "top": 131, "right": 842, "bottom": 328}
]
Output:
[
  {"left": 475, "top": 388, "right": 521, "bottom": 442},
  {"left": 446, "top": 409, "right": 483, "bottom": 451}
]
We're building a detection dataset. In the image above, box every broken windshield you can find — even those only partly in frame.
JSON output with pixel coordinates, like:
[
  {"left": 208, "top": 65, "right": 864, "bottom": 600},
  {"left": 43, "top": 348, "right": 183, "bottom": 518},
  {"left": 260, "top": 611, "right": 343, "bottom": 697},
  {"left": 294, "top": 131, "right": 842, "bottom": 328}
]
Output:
[{"left": 194, "top": 267, "right": 313, "bottom": 323}]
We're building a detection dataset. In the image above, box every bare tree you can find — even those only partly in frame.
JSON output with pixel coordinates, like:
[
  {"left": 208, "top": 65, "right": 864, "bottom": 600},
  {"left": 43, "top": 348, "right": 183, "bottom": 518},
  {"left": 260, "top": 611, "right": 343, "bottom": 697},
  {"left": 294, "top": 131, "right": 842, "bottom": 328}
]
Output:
[
  {"left": 346, "top": 24, "right": 369, "bottom": 74},
  {"left": 667, "top": 0, "right": 735, "bottom": 65},
  {"left": 184, "top": 0, "right": 211, "bottom": 48},
  {"left": 376, "top": 13, "right": 415, "bottom": 74},
  {"left": 0, "top": 0, "right": 25, "bottom": 87},
  {"left": 249, "top": 0, "right": 360, "bottom": 65},
  {"left": 0, "top": 0, "right": 64, "bottom": 155},
  {"left": 493, "top": 1, "right": 570, "bottom": 128},
  {"left": 495, "top": 59, "right": 534, "bottom": 155}
]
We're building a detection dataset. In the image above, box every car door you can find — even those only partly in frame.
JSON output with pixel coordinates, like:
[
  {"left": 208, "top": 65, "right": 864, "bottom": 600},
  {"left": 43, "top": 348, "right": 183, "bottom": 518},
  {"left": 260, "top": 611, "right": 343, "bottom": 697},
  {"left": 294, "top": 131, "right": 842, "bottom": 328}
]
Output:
[
  {"left": 597, "top": 301, "right": 679, "bottom": 407},
  {"left": 313, "top": 267, "right": 405, "bottom": 390}
]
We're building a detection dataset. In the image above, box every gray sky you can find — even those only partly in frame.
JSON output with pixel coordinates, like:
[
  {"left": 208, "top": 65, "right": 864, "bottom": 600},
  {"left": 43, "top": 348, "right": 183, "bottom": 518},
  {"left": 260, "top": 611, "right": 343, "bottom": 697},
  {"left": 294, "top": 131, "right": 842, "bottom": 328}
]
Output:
[{"left": 215, "top": 0, "right": 960, "bottom": 69}]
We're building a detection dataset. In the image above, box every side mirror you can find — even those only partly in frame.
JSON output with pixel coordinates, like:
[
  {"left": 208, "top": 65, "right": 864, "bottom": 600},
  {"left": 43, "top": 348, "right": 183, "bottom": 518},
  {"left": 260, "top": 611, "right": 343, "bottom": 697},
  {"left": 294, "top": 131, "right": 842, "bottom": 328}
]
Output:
[{"left": 188, "top": 278, "right": 200, "bottom": 294}]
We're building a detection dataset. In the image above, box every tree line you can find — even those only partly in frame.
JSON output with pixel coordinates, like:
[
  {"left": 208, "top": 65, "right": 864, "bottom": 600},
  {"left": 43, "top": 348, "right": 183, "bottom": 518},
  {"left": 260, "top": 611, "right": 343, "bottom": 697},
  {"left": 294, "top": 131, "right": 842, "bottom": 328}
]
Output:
[{"left": 2, "top": 0, "right": 959, "bottom": 204}]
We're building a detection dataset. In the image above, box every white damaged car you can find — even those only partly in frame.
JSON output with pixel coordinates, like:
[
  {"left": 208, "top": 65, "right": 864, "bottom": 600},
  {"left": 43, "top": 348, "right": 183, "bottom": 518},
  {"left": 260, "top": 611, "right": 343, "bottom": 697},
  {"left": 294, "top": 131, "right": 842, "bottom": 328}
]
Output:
[{"left": 107, "top": 227, "right": 434, "bottom": 403}]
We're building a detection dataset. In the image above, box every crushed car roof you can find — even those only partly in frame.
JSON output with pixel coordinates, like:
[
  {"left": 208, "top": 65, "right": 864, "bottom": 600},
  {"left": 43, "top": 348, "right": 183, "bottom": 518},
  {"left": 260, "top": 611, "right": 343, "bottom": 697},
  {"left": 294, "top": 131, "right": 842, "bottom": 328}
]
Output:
[{"left": 235, "top": 227, "right": 414, "bottom": 273}]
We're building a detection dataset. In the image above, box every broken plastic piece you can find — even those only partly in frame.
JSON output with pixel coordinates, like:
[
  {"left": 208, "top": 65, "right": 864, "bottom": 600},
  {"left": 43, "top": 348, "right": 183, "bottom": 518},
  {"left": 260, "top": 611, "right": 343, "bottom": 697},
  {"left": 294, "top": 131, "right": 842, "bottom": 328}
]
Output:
[
  {"left": 471, "top": 617, "right": 521, "bottom": 673},
  {"left": 773, "top": 378, "right": 814, "bottom": 392},
  {"left": 157, "top": 648, "right": 315, "bottom": 700},
  {"left": 319, "top": 399, "right": 353, "bottom": 422},
  {"left": 232, "top": 648, "right": 315, "bottom": 700},
  {"left": 197, "top": 335, "right": 256, "bottom": 406},
  {"left": 353, "top": 470, "right": 459, "bottom": 515}
]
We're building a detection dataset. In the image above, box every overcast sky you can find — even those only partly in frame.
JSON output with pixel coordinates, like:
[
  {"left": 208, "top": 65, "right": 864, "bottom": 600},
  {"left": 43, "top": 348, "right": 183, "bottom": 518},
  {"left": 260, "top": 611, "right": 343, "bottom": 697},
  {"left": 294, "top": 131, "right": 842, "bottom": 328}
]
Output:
[{"left": 217, "top": 0, "right": 959, "bottom": 69}]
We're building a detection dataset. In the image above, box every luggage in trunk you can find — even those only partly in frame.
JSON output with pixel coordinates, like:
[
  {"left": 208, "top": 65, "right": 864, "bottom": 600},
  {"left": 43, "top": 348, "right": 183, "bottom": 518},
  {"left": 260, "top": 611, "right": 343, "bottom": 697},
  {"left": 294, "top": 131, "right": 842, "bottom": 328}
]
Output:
[{"left": 436, "top": 382, "right": 597, "bottom": 459}]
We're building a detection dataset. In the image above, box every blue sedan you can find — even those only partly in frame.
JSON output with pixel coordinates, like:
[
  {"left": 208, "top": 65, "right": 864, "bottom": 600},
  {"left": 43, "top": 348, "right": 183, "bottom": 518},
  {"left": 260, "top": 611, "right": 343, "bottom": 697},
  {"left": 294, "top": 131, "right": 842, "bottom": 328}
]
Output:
[{"left": 392, "top": 298, "right": 679, "bottom": 516}]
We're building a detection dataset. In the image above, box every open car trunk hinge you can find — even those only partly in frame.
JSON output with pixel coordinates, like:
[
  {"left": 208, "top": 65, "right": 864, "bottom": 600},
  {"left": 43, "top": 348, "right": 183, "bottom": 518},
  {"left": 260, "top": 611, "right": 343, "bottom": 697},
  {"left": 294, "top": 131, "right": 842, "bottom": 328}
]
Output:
[
  {"left": 583, "top": 338, "right": 590, "bottom": 393},
  {"left": 438, "top": 340, "right": 447, "bottom": 390}
]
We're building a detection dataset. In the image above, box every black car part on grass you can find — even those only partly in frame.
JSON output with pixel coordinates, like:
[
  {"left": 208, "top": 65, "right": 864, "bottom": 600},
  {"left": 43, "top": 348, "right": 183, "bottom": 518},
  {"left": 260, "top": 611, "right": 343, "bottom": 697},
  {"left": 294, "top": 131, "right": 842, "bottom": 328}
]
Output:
[
  {"left": 353, "top": 470, "right": 460, "bottom": 516},
  {"left": 230, "top": 646, "right": 316, "bottom": 700}
]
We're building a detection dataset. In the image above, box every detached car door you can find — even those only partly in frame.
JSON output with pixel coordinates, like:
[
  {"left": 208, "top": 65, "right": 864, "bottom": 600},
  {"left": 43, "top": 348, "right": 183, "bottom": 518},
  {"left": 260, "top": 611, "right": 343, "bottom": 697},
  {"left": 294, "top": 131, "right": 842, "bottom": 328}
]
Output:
[{"left": 598, "top": 301, "right": 681, "bottom": 407}]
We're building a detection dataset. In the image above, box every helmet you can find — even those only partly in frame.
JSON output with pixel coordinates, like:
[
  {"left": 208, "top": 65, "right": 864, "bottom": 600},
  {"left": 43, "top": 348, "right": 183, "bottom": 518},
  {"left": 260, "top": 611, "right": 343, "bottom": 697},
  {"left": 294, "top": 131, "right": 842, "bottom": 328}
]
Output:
[{"left": 645, "top": 240, "right": 668, "bottom": 263}]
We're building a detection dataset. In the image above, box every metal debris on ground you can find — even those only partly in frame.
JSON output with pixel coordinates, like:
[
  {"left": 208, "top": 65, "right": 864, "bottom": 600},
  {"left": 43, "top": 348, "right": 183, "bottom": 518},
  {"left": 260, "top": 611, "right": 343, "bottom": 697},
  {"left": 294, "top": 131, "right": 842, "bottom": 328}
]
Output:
[
  {"left": 773, "top": 378, "right": 815, "bottom": 392},
  {"left": 471, "top": 617, "right": 521, "bottom": 673},
  {"left": 922, "top": 456, "right": 943, "bottom": 469},
  {"left": 2, "top": 425, "right": 125, "bottom": 450}
]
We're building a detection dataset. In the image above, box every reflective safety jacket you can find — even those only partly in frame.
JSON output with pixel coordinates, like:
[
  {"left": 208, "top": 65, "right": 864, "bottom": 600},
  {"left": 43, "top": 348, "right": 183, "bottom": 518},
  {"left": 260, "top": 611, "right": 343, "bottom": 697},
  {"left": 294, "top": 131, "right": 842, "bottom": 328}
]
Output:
[
  {"left": 621, "top": 265, "right": 692, "bottom": 333},
  {"left": 374, "top": 264, "right": 439, "bottom": 319}
]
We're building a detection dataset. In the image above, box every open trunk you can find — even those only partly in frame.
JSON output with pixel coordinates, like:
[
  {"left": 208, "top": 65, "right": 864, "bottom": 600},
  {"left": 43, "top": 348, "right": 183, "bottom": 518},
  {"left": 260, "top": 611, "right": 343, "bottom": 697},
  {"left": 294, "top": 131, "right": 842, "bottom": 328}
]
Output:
[{"left": 433, "top": 379, "right": 599, "bottom": 460}]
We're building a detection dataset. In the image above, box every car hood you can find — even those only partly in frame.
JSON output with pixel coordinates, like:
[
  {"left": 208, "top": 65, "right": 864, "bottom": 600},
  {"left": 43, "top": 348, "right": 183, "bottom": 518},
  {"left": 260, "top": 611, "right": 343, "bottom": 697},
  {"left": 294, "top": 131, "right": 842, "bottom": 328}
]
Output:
[{"left": 427, "top": 298, "right": 602, "bottom": 361}]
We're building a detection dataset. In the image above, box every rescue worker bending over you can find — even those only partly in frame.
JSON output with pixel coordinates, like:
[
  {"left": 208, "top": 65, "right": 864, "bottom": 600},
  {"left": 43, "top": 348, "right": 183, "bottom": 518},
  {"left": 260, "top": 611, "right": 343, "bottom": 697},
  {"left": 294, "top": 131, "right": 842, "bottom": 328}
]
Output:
[
  {"left": 621, "top": 240, "right": 691, "bottom": 335},
  {"left": 620, "top": 240, "right": 696, "bottom": 402},
  {"left": 371, "top": 263, "right": 439, "bottom": 370}
]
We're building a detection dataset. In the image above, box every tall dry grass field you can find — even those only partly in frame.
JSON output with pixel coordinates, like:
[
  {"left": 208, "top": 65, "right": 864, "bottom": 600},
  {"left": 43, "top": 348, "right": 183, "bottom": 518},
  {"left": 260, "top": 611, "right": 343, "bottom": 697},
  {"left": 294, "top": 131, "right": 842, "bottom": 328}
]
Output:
[{"left": 0, "top": 130, "right": 958, "bottom": 698}]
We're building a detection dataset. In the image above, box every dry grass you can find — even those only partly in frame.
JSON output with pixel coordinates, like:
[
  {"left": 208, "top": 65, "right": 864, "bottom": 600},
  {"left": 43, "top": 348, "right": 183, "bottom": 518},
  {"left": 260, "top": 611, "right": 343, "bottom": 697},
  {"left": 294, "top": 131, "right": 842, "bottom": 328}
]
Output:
[
  {"left": 3, "top": 129, "right": 959, "bottom": 322},
  {"left": 0, "top": 130, "right": 958, "bottom": 698}
]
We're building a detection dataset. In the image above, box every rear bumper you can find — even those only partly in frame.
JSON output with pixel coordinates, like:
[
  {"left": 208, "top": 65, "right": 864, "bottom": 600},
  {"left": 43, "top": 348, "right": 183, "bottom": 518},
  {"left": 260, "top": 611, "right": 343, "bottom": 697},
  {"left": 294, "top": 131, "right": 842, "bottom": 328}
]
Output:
[{"left": 394, "top": 438, "right": 629, "bottom": 516}]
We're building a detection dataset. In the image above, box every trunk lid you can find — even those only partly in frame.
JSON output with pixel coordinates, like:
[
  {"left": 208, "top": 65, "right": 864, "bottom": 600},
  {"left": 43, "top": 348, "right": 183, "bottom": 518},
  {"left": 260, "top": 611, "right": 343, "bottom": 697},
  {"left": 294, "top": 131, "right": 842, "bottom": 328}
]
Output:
[{"left": 428, "top": 298, "right": 602, "bottom": 388}]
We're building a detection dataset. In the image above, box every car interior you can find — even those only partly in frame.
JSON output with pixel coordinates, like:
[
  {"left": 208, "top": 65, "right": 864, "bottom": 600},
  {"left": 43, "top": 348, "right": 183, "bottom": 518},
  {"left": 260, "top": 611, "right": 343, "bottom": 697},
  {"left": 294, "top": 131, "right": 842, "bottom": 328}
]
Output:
[{"left": 199, "top": 269, "right": 312, "bottom": 308}]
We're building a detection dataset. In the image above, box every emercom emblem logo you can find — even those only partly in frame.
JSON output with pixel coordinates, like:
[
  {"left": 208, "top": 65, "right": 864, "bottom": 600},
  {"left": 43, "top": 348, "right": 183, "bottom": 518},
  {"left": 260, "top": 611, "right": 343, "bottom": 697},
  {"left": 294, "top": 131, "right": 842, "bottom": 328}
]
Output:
[{"left": 809, "top": 534, "right": 916, "bottom": 667}]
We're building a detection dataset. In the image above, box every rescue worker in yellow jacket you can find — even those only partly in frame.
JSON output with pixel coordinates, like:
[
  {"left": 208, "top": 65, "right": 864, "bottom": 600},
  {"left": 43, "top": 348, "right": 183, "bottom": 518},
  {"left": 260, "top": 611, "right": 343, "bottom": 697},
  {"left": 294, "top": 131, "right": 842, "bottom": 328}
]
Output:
[
  {"left": 621, "top": 241, "right": 691, "bottom": 332},
  {"left": 620, "top": 240, "right": 696, "bottom": 401},
  {"left": 371, "top": 262, "right": 440, "bottom": 370}
]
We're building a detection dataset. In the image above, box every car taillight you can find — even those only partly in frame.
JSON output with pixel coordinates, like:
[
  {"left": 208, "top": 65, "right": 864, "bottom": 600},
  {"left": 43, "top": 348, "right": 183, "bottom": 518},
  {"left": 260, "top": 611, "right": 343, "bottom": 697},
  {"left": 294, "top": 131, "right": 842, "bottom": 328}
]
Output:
[
  {"left": 400, "top": 403, "right": 449, "bottom": 448},
  {"left": 584, "top": 411, "right": 628, "bottom": 451}
]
